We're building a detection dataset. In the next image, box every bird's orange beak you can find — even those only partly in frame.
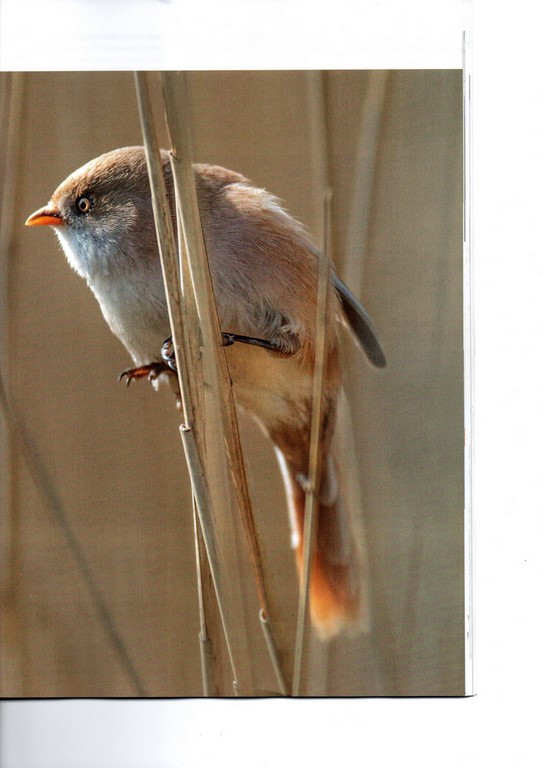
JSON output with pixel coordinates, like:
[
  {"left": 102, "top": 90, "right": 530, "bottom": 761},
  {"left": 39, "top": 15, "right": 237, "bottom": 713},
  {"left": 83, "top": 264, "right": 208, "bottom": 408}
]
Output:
[{"left": 25, "top": 206, "right": 65, "bottom": 227}]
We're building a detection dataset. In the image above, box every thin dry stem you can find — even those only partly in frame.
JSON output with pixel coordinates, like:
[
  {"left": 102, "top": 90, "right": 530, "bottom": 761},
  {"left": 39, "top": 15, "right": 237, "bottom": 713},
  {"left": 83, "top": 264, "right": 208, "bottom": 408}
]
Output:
[
  {"left": 135, "top": 71, "right": 247, "bottom": 695},
  {"left": 343, "top": 71, "right": 389, "bottom": 289},
  {"left": 291, "top": 72, "right": 335, "bottom": 697},
  {"left": 306, "top": 70, "right": 333, "bottom": 251},
  {"left": 193, "top": 502, "right": 222, "bottom": 697},
  {"left": 291, "top": 192, "right": 332, "bottom": 697},
  {"left": 161, "top": 71, "right": 288, "bottom": 696}
]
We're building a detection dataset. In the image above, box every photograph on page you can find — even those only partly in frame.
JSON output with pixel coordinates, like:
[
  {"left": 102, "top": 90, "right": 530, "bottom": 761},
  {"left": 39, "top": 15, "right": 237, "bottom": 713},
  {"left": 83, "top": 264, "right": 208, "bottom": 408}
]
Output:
[{"left": 0, "top": 66, "right": 467, "bottom": 697}]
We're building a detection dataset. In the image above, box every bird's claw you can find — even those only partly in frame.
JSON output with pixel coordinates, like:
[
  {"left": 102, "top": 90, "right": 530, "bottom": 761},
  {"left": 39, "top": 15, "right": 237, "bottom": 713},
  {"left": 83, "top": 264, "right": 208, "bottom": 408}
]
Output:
[
  {"left": 118, "top": 362, "right": 169, "bottom": 386},
  {"left": 161, "top": 337, "right": 177, "bottom": 371}
]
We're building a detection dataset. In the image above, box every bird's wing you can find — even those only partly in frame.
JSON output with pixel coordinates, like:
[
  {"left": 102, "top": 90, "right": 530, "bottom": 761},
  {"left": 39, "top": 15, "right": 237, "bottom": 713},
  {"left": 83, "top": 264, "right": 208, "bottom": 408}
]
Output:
[{"left": 333, "top": 274, "right": 386, "bottom": 368}]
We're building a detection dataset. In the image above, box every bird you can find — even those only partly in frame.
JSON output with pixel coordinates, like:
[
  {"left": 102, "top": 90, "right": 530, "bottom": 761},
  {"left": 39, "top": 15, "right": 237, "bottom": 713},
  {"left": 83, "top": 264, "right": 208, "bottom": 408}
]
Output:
[{"left": 26, "top": 146, "right": 385, "bottom": 639}]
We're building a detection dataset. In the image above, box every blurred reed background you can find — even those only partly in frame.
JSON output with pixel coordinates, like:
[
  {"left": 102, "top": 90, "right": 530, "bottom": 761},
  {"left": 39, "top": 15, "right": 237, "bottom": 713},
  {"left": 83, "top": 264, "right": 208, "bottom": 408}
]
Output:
[{"left": 0, "top": 69, "right": 464, "bottom": 696}]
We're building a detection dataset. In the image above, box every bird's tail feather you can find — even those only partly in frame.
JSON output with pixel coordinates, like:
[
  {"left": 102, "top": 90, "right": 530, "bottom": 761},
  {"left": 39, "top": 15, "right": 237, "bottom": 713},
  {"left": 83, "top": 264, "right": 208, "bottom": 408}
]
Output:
[{"left": 275, "top": 447, "right": 369, "bottom": 640}]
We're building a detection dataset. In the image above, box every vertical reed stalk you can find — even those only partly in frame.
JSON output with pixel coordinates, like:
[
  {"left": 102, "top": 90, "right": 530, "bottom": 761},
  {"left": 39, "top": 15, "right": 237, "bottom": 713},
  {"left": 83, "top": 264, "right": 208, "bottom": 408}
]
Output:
[
  {"left": 306, "top": 70, "right": 334, "bottom": 249},
  {"left": 341, "top": 72, "right": 391, "bottom": 693},
  {"left": 0, "top": 72, "right": 26, "bottom": 573},
  {"left": 193, "top": 501, "right": 222, "bottom": 696},
  {"left": 289, "top": 71, "right": 337, "bottom": 696},
  {"left": 343, "top": 71, "right": 389, "bottom": 289},
  {"left": 0, "top": 73, "right": 29, "bottom": 695},
  {"left": 135, "top": 71, "right": 250, "bottom": 695},
  {"left": 291, "top": 192, "right": 332, "bottom": 697},
  {"left": 161, "top": 71, "right": 288, "bottom": 696}
]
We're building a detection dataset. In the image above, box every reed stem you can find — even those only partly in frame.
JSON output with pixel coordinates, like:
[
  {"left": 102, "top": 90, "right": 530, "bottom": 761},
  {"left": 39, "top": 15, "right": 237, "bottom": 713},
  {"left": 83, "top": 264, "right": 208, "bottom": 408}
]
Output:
[
  {"left": 135, "top": 71, "right": 247, "bottom": 695},
  {"left": 161, "top": 71, "right": 288, "bottom": 696}
]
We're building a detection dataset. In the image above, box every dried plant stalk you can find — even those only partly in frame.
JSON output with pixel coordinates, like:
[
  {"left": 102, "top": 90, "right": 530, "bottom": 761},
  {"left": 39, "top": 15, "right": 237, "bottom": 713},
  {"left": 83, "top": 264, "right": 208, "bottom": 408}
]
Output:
[
  {"left": 193, "top": 501, "right": 222, "bottom": 696},
  {"left": 0, "top": 72, "right": 22, "bottom": 598},
  {"left": 291, "top": 192, "right": 332, "bottom": 697},
  {"left": 161, "top": 71, "right": 288, "bottom": 696},
  {"left": 343, "top": 71, "right": 389, "bottom": 288},
  {"left": 306, "top": 70, "right": 333, "bottom": 249},
  {"left": 289, "top": 71, "right": 336, "bottom": 697},
  {"left": 135, "top": 71, "right": 253, "bottom": 695},
  {"left": 168, "top": 122, "right": 222, "bottom": 696}
]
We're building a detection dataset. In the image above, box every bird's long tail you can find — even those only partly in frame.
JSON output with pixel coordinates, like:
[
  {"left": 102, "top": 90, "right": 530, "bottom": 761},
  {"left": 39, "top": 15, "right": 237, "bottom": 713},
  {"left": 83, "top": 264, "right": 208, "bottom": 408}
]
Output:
[{"left": 274, "top": 439, "right": 368, "bottom": 640}]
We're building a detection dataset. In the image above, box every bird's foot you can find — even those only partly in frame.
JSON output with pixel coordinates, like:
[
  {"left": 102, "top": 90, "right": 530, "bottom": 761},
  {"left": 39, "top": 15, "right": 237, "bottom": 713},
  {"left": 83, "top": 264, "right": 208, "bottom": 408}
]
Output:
[
  {"left": 161, "top": 337, "right": 177, "bottom": 371},
  {"left": 118, "top": 361, "right": 170, "bottom": 386}
]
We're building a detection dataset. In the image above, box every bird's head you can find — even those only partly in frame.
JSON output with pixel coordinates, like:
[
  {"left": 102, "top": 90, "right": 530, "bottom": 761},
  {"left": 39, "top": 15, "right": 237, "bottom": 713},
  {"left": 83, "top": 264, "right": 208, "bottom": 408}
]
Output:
[{"left": 25, "top": 146, "right": 166, "bottom": 279}]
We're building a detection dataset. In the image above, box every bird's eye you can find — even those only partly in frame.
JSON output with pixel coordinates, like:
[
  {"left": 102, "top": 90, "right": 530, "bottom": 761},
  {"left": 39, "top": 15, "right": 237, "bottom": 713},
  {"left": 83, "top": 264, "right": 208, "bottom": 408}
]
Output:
[{"left": 76, "top": 195, "right": 92, "bottom": 214}]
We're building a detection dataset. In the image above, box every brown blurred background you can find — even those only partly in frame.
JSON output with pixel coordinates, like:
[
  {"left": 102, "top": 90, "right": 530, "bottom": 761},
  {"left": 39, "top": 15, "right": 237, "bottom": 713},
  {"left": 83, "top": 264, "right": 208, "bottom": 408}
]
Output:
[{"left": 0, "top": 70, "right": 464, "bottom": 696}]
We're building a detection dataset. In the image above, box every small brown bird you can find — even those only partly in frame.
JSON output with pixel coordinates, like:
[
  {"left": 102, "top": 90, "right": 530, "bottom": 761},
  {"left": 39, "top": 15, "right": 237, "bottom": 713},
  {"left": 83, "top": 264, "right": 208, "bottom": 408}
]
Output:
[{"left": 26, "top": 147, "right": 385, "bottom": 639}]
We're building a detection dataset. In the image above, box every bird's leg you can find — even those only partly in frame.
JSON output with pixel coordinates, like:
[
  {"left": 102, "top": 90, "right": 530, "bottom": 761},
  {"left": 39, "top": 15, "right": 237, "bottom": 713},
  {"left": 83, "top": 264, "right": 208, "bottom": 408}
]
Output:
[
  {"left": 118, "top": 361, "right": 170, "bottom": 386},
  {"left": 221, "top": 332, "right": 286, "bottom": 352},
  {"left": 161, "top": 331, "right": 294, "bottom": 372}
]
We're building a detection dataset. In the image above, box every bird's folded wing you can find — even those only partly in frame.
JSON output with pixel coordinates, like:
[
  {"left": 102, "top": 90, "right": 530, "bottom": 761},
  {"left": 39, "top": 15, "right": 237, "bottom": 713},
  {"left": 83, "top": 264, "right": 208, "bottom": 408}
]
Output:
[{"left": 333, "top": 274, "right": 386, "bottom": 368}]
